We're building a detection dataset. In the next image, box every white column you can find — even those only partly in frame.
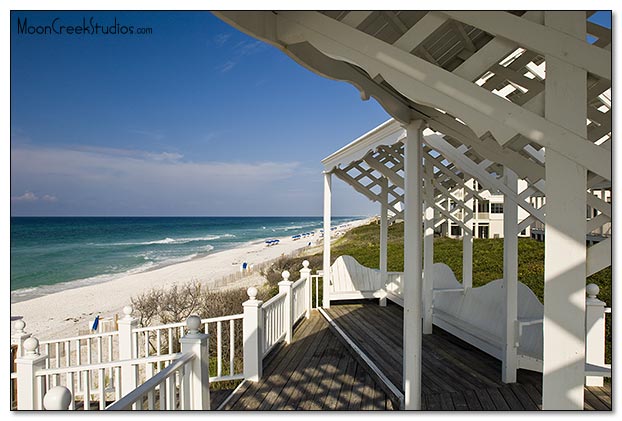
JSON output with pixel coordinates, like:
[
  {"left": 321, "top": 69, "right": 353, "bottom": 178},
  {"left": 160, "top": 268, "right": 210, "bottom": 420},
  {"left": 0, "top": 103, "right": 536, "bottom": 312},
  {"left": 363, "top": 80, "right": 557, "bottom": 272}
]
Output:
[
  {"left": 585, "top": 284, "right": 606, "bottom": 387},
  {"left": 323, "top": 171, "right": 332, "bottom": 308},
  {"left": 422, "top": 157, "right": 435, "bottom": 334},
  {"left": 180, "top": 315, "right": 210, "bottom": 410},
  {"left": 542, "top": 10, "right": 588, "bottom": 410},
  {"left": 502, "top": 167, "right": 518, "bottom": 383},
  {"left": 117, "top": 306, "right": 138, "bottom": 397},
  {"left": 300, "top": 260, "right": 312, "bottom": 318},
  {"left": 279, "top": 271, "right": 293, "bottom": 344},
  {"left": 242, "top": 287, "right": 263, "bottom": 381},
  {"left": 403, "top": 120, "right": 424, "bottom": 410},
  {"left": 379, "top": 177, "right": 389, "bottom": 307},
  {"left": 16, "top": 337, "right": 47, "bottom": 410}
]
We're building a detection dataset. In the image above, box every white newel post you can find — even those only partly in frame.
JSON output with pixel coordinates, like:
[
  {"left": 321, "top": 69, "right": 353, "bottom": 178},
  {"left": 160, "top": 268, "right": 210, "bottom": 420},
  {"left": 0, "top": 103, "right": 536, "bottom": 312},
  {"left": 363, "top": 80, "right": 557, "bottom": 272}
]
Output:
[
  {"left": 585, "top": 284, "right": 606, "bottom": 387},
  {"left": 279, "top": 271, "right": 294, "bottom": 344},
  {"left": 379, "top": 176, "right": 389, "bottom": 307},
  {"left": 300, "top": 260, "right": 312, "bottom": 318},
  {"left": 180, "top": 315, "right": 210, "bottom": 410},
  {"left": 16, "top": 337, "right": 47, "bottom": 410},
  {"left": 243, "top": 287, "right": 263, "bottom": 381},
  {"left": 12, "top": 319, "right": 31, "bottom": 357},
  {"left": 118, "top": 306, "right": 138, "bottom": 397},
  {"left": 323, "top": 171, "right": 332, "bottom": 308},
  {"left": 502, "top": 167, "right": 519, "bottom": 383}
]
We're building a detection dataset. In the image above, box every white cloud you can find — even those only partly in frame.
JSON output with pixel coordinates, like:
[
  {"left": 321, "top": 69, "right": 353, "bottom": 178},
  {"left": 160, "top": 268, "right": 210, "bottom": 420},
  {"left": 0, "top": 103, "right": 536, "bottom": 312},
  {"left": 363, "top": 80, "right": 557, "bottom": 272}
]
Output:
[
  {"left": 11, "top": 191, "right": 57, "bottom": 203},
  {"left": 10, "top": 145, "right": 302, "bottom": 215}
]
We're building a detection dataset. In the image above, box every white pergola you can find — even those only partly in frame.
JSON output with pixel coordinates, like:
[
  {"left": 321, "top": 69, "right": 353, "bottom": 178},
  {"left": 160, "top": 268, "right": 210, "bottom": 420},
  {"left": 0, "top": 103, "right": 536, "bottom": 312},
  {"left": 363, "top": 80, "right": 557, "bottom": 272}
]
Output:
[{"left": 214, "top": 11, "right": 612, "bottom": 410}]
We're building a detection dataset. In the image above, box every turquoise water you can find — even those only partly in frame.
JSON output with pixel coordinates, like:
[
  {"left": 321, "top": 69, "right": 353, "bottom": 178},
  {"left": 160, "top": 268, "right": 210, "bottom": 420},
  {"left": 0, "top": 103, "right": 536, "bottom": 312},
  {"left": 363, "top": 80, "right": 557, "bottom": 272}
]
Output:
[{"left": 11, "top": 216, "right": 360, "bottom": 302}]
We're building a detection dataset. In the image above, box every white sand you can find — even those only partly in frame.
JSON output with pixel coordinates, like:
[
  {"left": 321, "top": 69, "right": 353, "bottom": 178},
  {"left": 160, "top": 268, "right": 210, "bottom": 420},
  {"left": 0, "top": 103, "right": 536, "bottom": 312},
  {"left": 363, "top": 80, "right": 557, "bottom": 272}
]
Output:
[{"left": 10, "top": 218, "right": 372, "bottom": 341}]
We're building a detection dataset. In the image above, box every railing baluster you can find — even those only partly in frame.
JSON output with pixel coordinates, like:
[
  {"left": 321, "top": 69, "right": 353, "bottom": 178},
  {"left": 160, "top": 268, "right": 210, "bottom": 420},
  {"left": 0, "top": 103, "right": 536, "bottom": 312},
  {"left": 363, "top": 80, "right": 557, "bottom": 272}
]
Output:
[
  {"left": 67, "top": 371, "right": 76, "bottom": 410},
  {"left": 82, "top": 370, "right": 90, "bottom": 410},
  {"left": 98, "top": 368, "right": 105, "bottom": 410},
  {"left": 168, "top": 328, "right": 173, "bottom": 354},
  {"left": 217, "top": 321, "right": 222, "bottom": 378},
  {"left": 229, "top": 319, "right": 235, "bottom": 376}
]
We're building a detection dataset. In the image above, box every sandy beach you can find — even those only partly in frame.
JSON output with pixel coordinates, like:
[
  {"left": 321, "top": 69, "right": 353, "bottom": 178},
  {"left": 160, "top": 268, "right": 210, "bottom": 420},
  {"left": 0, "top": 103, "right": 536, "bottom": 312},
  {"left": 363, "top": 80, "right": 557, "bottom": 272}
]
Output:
[{"left": 11, "top": 217, "right": 371, "bottom": 341}]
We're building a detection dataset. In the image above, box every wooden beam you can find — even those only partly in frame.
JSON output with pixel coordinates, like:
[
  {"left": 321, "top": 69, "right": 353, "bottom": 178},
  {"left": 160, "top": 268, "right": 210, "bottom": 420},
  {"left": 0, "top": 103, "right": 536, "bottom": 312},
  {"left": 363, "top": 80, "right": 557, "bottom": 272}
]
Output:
[
  {"left": 443, "top": 11, "right": 611, "bottom": 80},
  {"left": 276, "top": 11, "right": 610, "bottom": 180},
  {"left": 586, "top": 238, "right": 611, "bottom": 277},
  {"left": 340, "top": 11, "right": 373, "bottom": 28},
  {"left": 393, "top": 11, "right": 448, "bottom": 51}
]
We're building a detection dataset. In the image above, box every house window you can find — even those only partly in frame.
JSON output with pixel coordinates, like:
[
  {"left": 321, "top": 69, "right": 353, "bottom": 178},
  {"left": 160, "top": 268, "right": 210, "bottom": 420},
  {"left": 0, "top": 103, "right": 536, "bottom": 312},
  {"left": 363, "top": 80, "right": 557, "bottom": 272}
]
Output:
[
  {"left": 477, "top": 200, "right": 490, "bottom": 213},
  {"left": 450, "top": 225, "right": 462, "bottom": 236},
  {"left": 490, "top": 203, "right": 504, "bottom": 214},
  {"left": 520, "top": 228, "right": 527, "bottom": 235}
]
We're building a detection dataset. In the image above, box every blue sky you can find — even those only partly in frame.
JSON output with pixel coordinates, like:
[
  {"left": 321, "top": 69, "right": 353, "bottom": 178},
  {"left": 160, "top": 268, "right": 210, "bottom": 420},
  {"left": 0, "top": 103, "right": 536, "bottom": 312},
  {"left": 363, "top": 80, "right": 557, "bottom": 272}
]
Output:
[
  {"left": 10, "top": 10, "right": 613, "bottom": 217},
  {"left": 10, "top": 11, "right": 390, "bottom": 216}
]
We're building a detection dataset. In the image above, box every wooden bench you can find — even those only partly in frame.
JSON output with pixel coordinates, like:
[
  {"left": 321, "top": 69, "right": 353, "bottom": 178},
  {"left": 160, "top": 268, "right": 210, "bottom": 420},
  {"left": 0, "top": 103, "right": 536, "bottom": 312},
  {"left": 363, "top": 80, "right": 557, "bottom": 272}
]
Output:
[
  {"left": 431, "top": 263, "right": 544, "bottom": 372},
  {"left": 329, "top": 255, "right": 385, "bottom": 301}
]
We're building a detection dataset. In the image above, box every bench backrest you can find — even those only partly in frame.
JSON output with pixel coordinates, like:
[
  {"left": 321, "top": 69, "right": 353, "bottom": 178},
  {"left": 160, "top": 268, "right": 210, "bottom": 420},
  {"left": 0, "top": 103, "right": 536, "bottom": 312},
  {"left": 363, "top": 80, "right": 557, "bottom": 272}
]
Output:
[{"left": 330, "top": 255, "right": 382, "bottom": 293}]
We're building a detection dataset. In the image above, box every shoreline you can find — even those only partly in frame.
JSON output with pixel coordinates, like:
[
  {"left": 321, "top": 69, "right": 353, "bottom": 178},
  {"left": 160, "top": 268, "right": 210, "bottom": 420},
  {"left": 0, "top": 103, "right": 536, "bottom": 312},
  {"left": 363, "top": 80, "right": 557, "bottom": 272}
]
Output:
[{"left": 10, "top": 217, "right": 372, "bottom": 341}]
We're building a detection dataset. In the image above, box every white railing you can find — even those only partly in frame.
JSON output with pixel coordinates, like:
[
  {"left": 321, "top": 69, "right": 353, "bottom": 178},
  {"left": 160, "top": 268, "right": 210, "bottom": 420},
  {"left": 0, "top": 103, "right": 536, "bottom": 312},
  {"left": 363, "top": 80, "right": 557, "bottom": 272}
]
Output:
[
  {"left": 15, "top": 260, "right": 315, "bottom": 410},
  {"left": 132, "top": 313, "right": 244, "bottom": 382},
  {"left": 22, "top": 315, "right": 211, "bottom": 411},
  {"left": 261, "top": 292, "right": 287, "bottom": 357},
  {"left": 292, "top": 277, "right": 308, "bottom": 323},
  {"left": 107, "top": 352, "right": 194, "bottom": 410},
  {"left": 242, "top": 260, "right": 312, "bottom": 381},
  {"left": 311, "top": 273, "right": 322, "bottom": 308}
]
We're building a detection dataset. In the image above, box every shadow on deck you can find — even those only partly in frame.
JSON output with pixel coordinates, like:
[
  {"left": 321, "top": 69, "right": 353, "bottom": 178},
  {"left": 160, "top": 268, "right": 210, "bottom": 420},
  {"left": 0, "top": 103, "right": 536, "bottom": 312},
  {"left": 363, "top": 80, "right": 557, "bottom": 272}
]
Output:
[
  {"left": 324, "top": 301, "right": 612, "bottom": 411},
  {"left": 219, "top": 302, "right": 611, "bottom": 411}
]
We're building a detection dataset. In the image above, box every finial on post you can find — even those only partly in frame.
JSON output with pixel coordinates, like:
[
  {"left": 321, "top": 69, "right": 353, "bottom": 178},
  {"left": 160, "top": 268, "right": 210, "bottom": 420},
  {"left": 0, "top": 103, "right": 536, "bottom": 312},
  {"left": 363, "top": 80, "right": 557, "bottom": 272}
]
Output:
[
  {"left": 247, "top": 286, "right": 258, "bottom": 300},
  {"left": 43, "top": 386, "right": 72, "bottom": 410},
  {"left": 302, "top": 260, "right": 309, "bottom": 268},
  {"left": 282, "top": 270, "right": 290, "bottom": 281},
  {"left": 14, "top": 319, "right": 26, "bottom": 334},
  {"left": 586, "top": 283, "right": 600, "bottom": 299},
  {"left": 23, "top": 337, "right": 39, "bottom": 356},
  {"left": 186, "top": 315, "right": 202, "bottom": 335},
  {"left": 123, "top": 306, "right": 133, "bottom": 320}
]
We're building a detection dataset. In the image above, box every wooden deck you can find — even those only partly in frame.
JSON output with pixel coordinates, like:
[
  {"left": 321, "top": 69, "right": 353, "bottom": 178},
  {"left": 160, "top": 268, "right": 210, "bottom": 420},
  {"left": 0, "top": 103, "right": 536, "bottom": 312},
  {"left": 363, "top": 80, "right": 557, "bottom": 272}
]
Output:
[
  {"left": 219, "top": 310, "right": 397, "bottom": 410},
  {"left": 324, "top": 301, "right": 612, "bottom": 411},
  {"left": 219, "top": 302, "right": 611, "bottom": 411}
]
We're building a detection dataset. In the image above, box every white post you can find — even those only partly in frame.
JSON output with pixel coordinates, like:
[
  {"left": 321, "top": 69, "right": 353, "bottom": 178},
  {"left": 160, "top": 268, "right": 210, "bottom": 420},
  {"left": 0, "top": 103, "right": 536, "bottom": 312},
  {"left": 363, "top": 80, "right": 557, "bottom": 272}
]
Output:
[
  {"left": 300, "top": 260, "right": 312, "bottom": 318},
  {"left": 379, "top": 176, "right": 389, "bottom": 307},
  {"left": 242, "top": 287, "right": 263, "bottom": 381},
  {"left": 403, "top": 120, "right": 424, "bottom": 410},
  {"left": 323, "top": 171, "right": 332, "bottom": 308},
  {"left": 422, "top": 157, "right": 435, "bottom": 334},
  {"left": 117, "top": 306, "right": 138, "bottom": 397},
  {"left": 16, "top": 337, "right": 47, "bottom": 410},
  {"left": 180, "top": 315, "right": 210, "bottom": 410},
  {"left": 502, "top": 167, "right": 519, "bottom": 383},
  {"left": 585, "top": 284, "right": 606, "bottom": 387},
  {"left": 43, "top": 386, "right": 72, "bottom": 410},
  {"left": 542, "top": 11, "right": 588, "bottom": 410},
  {"left": 279, "top": 271, "right": 294, "bottom": 344},
  {"left": 11, "top": 319, "right": 31, "bottom": 357}
]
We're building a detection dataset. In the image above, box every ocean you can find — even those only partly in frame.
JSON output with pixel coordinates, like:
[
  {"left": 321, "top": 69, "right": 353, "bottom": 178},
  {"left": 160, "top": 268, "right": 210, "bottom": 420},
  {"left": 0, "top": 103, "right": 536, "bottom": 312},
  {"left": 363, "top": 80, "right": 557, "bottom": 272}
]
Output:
[{"left": 10, "top": 216, "right": 361, "bottom": 302}]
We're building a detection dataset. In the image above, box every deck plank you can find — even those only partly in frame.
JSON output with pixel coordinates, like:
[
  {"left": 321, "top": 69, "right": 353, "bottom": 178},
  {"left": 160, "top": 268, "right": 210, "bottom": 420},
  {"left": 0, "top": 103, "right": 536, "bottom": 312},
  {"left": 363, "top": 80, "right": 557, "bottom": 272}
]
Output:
[{"left": 224, "top": 303, "right": 611, "bottom": 411}]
